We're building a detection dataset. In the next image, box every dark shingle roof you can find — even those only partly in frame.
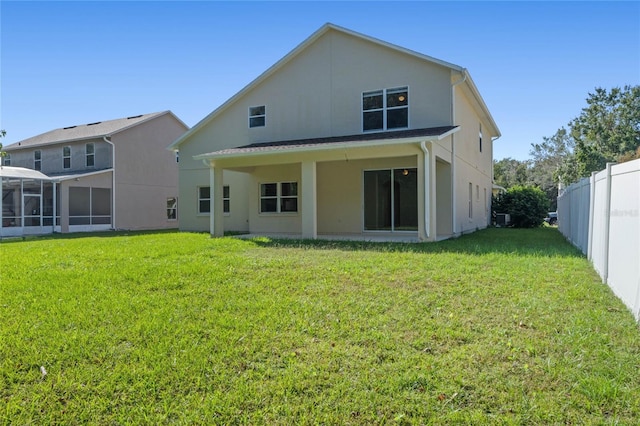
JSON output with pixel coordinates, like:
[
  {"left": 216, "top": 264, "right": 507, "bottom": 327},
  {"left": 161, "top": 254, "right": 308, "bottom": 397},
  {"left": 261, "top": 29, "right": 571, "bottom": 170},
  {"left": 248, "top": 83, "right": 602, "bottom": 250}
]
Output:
[
  {"left": 5, "top": 112, "right": 168, "bottom": 151},
  {"left": 201, "top": 126, "right": 458, "bottom": 158}
]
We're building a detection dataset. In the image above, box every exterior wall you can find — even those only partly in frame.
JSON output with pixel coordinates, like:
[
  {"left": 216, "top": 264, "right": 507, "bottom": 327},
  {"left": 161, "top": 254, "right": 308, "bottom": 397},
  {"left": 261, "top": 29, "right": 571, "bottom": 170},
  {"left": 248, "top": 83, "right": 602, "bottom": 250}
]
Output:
[
  {"left": 176, "top": 29, "right": 454, "bottom": 231},
  {"left": 453, "top": 86, "right": 494, "bottom": 234},
  {"left": 5, "top": 138, "right": 112, "bottom": 174},
  {"left": 112, "top": 113, "right": 185, "bottom": 230},
  {"left": 316, "top": 156, "right": 419, "bottom": 235}
]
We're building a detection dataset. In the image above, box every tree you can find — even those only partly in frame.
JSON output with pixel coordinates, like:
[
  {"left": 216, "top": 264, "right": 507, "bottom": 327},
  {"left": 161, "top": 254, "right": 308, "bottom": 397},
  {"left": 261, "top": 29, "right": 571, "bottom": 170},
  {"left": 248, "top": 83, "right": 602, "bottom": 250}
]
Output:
[
  {"left": 493, "top": 157, "right": 530, "bottom": 189},
  {"left": 0, "top": 129, "right": 6, "bottom": 166},
  {"left": 493, "top": 185, "right": 549, "bottom": 228},
  {"left": 571, "top": 85, "right": 640, "bottom": 177},
  {"left": 528, "top": 127, "right": 577, "bottom": 210}
]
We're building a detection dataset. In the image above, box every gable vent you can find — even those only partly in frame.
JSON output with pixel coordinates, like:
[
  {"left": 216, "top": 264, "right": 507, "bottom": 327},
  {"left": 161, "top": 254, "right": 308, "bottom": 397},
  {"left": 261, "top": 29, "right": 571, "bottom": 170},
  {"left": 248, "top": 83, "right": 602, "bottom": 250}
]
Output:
[
  {"left": 127, "top": 115, "right": 143, "bottom": 119},
  {"left": 87, "top": 122, "right": 102, "bottom": 126},
  {"left": 63, "top": 126, "right": 77, "bottom": 129}
]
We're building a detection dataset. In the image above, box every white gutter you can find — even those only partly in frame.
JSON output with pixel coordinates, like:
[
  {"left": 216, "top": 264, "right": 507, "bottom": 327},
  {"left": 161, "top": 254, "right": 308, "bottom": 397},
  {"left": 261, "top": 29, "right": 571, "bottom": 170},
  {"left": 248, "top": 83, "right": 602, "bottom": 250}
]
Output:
[
  {"left": 420, "top": 141, "right": 430, "bottom": 239},
  {"left": 103, "top": 136, "right": 116, "bottom": 230},
  {"left": 451, "top": 70, "right": 467, "bottom": 235}
]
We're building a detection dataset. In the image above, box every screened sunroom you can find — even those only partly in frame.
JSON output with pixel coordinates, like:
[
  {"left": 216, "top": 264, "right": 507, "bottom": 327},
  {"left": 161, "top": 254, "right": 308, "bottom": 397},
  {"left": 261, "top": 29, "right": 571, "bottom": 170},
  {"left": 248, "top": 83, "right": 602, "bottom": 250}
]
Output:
[{"left": 1, "top": 166, "right": 59, "bottom": 238}]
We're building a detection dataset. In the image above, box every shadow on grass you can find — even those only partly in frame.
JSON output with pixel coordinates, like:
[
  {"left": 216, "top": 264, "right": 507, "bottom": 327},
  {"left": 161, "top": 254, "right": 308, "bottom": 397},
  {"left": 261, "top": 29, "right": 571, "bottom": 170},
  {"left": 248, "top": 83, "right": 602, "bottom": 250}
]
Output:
[
  {"left": 1, "top": 227, "right": 583, "bottom": 258},
  {"left": 248, "top": 227, "right": 585, "bottom": 258}
]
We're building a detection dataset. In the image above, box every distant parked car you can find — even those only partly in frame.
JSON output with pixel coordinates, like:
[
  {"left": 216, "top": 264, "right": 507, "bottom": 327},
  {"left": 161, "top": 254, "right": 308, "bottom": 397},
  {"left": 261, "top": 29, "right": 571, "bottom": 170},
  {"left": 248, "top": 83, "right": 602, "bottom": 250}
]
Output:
[{"left": 545, "top": 212, "right": 558, "bottom": 225}]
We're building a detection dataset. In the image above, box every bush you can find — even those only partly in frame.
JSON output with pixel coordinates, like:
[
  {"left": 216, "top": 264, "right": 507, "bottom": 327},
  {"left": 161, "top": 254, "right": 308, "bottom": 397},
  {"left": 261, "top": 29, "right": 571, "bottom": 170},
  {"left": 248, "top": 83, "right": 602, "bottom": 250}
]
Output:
[{"left": 492, "top": 186, "right": 549, "bottom": 228}]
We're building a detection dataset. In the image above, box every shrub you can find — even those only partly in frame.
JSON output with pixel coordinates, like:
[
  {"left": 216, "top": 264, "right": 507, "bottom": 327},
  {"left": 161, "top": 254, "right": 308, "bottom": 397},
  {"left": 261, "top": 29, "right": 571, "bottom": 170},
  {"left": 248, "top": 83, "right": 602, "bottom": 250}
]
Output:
[{"left": 492, "top": 185, "right": 549, "bottom": 228}]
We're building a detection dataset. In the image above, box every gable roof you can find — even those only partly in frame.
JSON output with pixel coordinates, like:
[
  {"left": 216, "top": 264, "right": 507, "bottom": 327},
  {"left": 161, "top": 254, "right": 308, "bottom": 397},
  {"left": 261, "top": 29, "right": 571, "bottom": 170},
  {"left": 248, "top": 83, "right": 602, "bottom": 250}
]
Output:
[
  {"left": 195, "top": 126, "right": 459, "bottom": 161},
  {"left": 169, "top": 23, "right": 499, "bottom": 151},
  {"left": 5, "top": 111, "right": 186, "bottom": 151}
]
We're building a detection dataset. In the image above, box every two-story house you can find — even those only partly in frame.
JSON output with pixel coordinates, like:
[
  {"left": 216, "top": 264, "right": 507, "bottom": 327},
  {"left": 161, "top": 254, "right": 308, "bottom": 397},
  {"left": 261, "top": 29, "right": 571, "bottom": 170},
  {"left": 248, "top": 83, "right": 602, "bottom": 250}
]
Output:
[
  {"left": 169, "top": 24, "right": 500, "bottom": 242},
  {"left": 1, "top": 111, "right": 188, "bottom": 237}
]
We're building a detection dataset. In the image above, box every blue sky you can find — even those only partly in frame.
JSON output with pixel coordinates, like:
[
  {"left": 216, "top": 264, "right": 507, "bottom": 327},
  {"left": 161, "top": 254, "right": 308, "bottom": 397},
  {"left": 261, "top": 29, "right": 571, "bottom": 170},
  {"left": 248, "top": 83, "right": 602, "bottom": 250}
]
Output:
[{"left": 1, "top": 1, "right": 639, "bottom": 160}]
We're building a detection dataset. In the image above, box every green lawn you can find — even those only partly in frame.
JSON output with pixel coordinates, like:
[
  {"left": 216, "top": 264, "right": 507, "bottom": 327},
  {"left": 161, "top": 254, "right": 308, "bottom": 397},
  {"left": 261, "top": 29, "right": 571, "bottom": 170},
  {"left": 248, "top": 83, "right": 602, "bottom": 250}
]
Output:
[{"left": 1, "top": 228, "right": 639, "bottom": 424}]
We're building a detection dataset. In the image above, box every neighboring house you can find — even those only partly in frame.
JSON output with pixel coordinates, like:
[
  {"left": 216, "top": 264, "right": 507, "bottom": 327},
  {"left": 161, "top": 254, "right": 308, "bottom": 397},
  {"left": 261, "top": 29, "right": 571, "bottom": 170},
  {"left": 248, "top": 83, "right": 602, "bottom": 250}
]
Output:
[
  {"left": 1, "top": 111, "right": 188, "bottom": 238},
  {"left": 169, "top": 24, "right": 500, "bottom": 242}
]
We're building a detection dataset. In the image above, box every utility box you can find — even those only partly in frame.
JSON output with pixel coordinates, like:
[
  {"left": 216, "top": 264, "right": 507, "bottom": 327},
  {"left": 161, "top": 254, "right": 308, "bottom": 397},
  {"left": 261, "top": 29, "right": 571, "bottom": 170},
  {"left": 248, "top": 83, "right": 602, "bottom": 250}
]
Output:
[{"left": 495, "top": 213, "right": 511, "bottom": 227}]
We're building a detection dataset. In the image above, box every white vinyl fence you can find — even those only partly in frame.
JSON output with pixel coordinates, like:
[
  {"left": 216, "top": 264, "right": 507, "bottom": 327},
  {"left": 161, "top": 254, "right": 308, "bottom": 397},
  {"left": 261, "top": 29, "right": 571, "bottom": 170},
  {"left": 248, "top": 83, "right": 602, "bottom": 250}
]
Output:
[{"left": 557, "top": 158, "right": 640, "bottom": 322}]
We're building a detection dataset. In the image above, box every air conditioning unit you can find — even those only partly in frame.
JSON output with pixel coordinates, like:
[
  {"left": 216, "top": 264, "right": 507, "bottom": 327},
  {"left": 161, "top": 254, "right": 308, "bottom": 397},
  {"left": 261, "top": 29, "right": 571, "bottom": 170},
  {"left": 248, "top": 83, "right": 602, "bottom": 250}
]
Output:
[{"left": 495, "top": 213, "right": 511, "bottom": 226}]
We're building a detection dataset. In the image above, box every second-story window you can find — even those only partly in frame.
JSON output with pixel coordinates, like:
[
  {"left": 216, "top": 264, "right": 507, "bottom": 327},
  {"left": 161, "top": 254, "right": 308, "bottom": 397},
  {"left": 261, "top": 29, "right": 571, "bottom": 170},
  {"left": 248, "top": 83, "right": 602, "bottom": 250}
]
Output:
[
  {"left": 363, "top": 86, "right": 408, "bottom": 132},
  {"left": 3, "top": 154, "right": 10, "bottom": 166},
  {"left": 479, "top": 123, "right": 483, "bottom": 153},
  {"left": 86, "top": 143, "right": 95, "bottom": 167},
  {"left": 249, "top": 105, "right": 266, "bottom": 128},
  {"left": 63, "top": 146, "right": 71, "bottom": 169},
  {"left": 34, "top": 150, "right": 41, "bottom": 171}
]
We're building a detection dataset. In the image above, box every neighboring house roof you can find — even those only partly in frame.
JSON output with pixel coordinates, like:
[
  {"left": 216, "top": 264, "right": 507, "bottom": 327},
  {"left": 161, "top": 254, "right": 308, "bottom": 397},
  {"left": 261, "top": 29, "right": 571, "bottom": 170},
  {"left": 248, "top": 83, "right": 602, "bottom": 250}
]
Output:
[
  {"left": 0, "top": 166, "right": 51, "bottom": 180},
  {"left": 195, "top": 126, "right": 459, "bottom": 160},
  {"left": 169, "top": 22, "right": 500, "bottom": 151},
  {"left": 5, "top": 111, "right": 187, "bottom": 151},
  {"left": 48, "top": 168, "right": 113, "bottom": 182}
]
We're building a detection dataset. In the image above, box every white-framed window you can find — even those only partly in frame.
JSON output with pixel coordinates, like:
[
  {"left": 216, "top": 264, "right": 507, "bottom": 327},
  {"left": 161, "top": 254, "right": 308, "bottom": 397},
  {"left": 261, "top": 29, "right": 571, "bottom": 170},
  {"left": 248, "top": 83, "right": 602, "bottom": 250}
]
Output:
[
  {"left": 362, "top": 86, "right": 408, "bottom": 132},
  {"left": 3, "top": 154, "right": 10, "bottom": 166},
  {"left": 34, "top": 150, "right": 42, "bottom": 171},
  {"left": 167, "top": 197, "right": 177, "bottom": 220},
  {"left": 223, "top": 185, "right": 230, "bottom": 214},
  {"left": 63, "top": 146, "right": 71, "bottom": 169},
  {"left": 479, "top": 123, "right": 483, "bottom": 153},
  {"left": 249, "top": 105, "right": 266, "bottom": 128},
  {"left": 198, "top": 186, "right": 210, "bottom": 214},
  {"left": 86, "top": 143, "right": 95, "bottom": 167},
  {"left": 260, "top": 182, "right": 298, "bottom": 213},
  {"left": 468, "top": 182, "right": 473, "bottom": 218}
]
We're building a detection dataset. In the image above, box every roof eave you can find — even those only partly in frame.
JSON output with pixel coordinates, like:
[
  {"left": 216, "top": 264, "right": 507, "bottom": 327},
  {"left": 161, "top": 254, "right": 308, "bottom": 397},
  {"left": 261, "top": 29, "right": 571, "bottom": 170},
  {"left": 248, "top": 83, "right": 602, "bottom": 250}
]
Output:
[{"left": 194, "top": 128, "right": 459, "bottom": 162}]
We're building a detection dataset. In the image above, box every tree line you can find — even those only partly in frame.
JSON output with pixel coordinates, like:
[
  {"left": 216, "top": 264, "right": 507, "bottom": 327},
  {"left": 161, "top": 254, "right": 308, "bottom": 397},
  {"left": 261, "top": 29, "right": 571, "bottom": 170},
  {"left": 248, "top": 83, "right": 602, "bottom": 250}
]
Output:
[{"left": 494, "top": 85, "right": 640, "bottom": 211}]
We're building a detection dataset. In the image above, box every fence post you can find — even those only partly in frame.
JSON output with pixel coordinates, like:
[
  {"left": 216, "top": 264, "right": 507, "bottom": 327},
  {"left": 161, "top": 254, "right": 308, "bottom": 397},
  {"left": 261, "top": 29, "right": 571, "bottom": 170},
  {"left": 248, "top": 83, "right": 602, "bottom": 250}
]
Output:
[
  {"left": 587, "top": 172, "right": 596, "bottom": 261},
  {"left": 602, "top": 163, "right": 614, "bottom": 283}
]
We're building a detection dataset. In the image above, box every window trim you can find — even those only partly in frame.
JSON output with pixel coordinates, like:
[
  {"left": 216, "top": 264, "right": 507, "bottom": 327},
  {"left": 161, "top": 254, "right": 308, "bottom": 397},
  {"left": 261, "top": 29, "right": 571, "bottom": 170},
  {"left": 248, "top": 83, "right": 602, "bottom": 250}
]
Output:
[
  {"left": 249, "top": 105, "right": 266, "bottom": 128},
  {"left": 63, "top": 146, "right": 71, "bottom": 169},
  {"left": 34, "top": 150, "right": 42, "bottom": 171},
  {"left": 259, "top": 181, "right": 298, "bottom": 214},
  {"left": 362, "top": 86, "right": 409, "bottom": 132},
  {"left": 197, "top": 186, "right": 211, "bottom": 215},
  {"left": 167, "top": 197, "right": 178, "bottom": 221},
  {"left": 223, "top": 185, "right": 230, "bottom": 215},
  {"left": 86, "top": 143, "right": 95, "bottom": 168}
]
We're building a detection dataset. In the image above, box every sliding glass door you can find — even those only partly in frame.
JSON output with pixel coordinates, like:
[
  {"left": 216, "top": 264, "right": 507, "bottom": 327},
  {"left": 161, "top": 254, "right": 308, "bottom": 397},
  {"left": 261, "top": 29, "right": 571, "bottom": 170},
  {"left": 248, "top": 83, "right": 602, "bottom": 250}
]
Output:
[{"left": 364, "top": 168, "right": 417, "bottom": 232}]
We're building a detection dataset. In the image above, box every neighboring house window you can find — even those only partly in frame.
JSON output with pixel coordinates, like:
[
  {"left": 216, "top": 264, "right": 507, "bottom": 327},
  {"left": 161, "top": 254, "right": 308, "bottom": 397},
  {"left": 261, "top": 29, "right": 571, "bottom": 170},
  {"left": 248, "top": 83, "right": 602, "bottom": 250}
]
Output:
[
  {"left": 249, "top": 105, "right": 266, "bottom": 128},
  {"left": 34, "top": 150, "right": 41, "bottom": 171},
  {"left": 3, "top": 154, "right": 10, "bottom": 166},
  {"left": 175, "top": 152, "right": 179, "bottom": 163},
  {"left": 198, "top": 187, "right": 210, "bottom": 214},
  {"left": 86, "top": 143, "right": 95, "bottom": 167},
  {"left": 468, "top": 182, "right": 473, "bottom": 218},
  {"left": 63, "top": 146, "right": 71, "bottom": 169},
  {"left": 362, "top": 86, "right": 408, "bottom": 132},
  {"left": 167, "top": 197, "right": 177, "bottom": 220},
  {"left": 223, "top": 185, "right": 230, "bottom": 214},
  {"left": 260, "top": 182, "right": 298, "bottom": 213},
  {"left": 479, "top": 123, "right": 483, "bottom": 153}
]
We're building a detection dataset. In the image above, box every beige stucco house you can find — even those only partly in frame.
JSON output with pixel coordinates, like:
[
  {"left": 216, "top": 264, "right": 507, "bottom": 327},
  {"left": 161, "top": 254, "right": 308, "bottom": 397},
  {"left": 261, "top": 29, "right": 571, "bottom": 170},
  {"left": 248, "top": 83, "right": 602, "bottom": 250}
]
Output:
[
  {"left": 169, "top": 24, "right": 500, "bottom": 242},
  {"left": 1, "top": 111, "right": 187, "bottom": 237}
]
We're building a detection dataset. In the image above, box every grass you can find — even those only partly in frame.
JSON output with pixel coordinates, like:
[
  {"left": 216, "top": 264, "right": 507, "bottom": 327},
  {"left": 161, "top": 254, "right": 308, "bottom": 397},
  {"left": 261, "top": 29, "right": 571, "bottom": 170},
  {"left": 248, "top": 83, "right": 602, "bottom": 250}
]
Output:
[{"left": 1, "top": 228, "right": 639, "bottom": 424}]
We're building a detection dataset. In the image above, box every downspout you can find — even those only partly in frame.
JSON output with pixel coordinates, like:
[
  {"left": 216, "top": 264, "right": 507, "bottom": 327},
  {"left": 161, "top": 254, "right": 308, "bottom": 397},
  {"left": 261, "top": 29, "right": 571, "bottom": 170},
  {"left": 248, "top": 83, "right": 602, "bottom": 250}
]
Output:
[
  {"left": 420, "top": 141, "right": 430, "bottom": 239},
  {"left": 451, "top": 69, "right": 467, "bottom": 235},
  {"left": 103, "top": 136, "right": 116, "bottom": 230}
]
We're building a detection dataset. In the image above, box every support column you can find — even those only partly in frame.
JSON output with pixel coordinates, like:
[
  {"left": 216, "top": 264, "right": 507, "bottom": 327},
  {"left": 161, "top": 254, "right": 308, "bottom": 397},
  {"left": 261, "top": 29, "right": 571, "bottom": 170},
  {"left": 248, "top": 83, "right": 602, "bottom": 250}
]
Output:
[
  {"left": 209, "top": 164, "right": 224, "bottom": 237},
  {"left": 301, "top": 160, "right": 317, "bottom": 239}
]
